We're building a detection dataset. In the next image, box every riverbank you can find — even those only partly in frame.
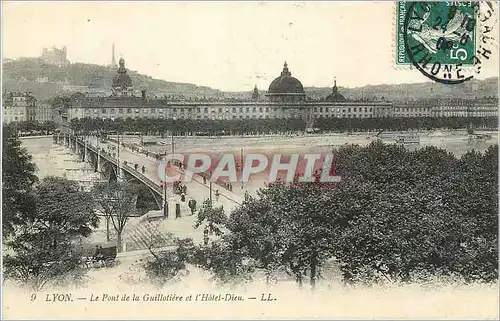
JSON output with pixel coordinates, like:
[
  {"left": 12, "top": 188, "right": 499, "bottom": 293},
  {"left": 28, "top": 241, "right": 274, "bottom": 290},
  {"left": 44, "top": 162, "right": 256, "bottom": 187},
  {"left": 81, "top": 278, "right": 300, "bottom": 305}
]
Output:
[{"left": 113, "top": 129, "right": 498, "bottom": 157}]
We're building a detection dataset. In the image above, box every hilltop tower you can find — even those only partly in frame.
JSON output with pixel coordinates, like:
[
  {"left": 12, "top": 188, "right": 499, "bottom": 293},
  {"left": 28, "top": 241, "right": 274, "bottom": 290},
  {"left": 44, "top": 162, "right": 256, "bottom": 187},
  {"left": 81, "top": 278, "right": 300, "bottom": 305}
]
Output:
[
  {"left": 40, "top": 46, "right": 69, "bottom": 67},
  {"left": 110, "top": 43, "right": 117, "bottom": 69}
]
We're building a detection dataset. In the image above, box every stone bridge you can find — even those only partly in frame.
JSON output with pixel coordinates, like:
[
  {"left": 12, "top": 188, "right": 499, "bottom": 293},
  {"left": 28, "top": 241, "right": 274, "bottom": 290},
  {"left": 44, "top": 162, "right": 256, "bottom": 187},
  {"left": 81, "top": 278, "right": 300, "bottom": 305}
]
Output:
[{"left": 53, "top": 133, "right": 166, "bottom": 214}]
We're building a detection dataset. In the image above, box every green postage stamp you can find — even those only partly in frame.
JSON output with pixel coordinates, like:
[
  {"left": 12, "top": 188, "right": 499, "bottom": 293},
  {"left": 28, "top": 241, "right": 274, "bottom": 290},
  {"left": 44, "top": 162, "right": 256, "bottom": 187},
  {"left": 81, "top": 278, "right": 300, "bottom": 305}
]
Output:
[
  {"left": 396, "top": 1, "right": 497, "bottom": 84},
  {"left": 396, "top": 1, "right": 476, "bottom": 67}
]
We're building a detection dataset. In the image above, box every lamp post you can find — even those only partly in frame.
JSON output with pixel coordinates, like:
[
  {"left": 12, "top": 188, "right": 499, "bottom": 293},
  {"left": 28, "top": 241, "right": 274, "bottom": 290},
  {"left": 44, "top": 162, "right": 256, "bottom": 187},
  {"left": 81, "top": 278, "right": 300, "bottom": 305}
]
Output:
[
  {"left": 209, "top": 170, "right": 213, "bottom": 204},
  {"left": 96, "top": 131, "right": 101, "bottom": 173},
  {"left": 240, "top": 148, "right": 244, "bottom": 190},
  {"left": 171, "top": 117, "right": 176, "bottom": 155},
  {"left": 116, "top": 132, "right": 121, "bottom": 181},
  {"left": 163, "top": 177, "right": 168, "bottom": 219},
  {"left": 84, "top": 135, "right": 88, "bottom": 172}
]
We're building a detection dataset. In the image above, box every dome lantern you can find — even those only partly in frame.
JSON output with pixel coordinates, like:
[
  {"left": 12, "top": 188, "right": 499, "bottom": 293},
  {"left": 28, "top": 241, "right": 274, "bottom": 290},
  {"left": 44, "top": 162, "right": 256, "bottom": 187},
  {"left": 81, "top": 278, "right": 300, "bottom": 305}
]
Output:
[{"left": 112, "top": 56, "right": 133, "bottom": 95}]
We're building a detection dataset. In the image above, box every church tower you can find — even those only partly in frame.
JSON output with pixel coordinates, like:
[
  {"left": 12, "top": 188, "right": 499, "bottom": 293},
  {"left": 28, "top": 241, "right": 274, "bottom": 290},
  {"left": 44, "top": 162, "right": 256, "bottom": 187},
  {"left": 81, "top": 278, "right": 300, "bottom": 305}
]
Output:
[{"left": 252, "top": 85, "right": 260, "bottom": 100}]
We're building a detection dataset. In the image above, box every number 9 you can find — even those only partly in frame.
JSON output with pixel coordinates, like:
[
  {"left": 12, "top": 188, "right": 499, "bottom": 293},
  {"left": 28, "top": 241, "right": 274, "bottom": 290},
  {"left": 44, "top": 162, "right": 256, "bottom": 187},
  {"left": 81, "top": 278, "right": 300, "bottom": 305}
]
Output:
[{"left": 30, "top": 293, "right": 37, "bottom": 301}]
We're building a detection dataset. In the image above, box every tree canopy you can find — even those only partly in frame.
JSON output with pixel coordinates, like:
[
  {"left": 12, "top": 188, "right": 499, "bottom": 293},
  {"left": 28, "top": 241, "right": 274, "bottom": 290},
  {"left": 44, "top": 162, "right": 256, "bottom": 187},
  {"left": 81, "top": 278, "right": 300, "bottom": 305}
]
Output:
[
  {"left": 2, "top": 124, "right": 38, "bottom": 237},
  {"left": 69, "top": 116, "right": 497, "bottom": 137},
  {"left": 188, "top": 141, "right": 498, "bottom": 288},
  {"left": 3, "top": 177, "right": 99, "bottom": 291}
]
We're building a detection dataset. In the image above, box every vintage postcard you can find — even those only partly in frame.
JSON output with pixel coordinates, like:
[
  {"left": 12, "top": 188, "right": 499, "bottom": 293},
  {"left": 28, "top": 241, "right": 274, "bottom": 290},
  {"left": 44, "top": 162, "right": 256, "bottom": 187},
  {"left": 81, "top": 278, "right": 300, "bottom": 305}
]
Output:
[{"left": 2, "top": 1, "right": 499, "bottom": 319}]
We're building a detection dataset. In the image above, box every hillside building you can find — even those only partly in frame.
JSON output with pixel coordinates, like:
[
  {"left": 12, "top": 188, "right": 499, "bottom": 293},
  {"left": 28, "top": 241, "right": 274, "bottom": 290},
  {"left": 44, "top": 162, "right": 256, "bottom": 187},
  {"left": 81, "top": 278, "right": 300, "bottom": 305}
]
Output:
[{"left": 40, "top": 46, "right": 70, "bottom": 67}]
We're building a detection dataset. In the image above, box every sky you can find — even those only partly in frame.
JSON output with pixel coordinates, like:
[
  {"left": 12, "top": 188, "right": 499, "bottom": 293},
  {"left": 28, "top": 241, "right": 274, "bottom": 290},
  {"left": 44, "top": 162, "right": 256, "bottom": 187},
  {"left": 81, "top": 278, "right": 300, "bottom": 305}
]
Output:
[{"left": 2, "top": 1, "right": 499, "bottom": 91}]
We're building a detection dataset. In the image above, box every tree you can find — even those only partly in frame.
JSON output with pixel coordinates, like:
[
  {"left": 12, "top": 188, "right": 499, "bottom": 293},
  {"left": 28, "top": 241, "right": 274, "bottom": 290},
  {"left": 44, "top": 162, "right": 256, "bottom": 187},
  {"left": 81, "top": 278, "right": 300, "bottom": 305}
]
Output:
[
  {"left": 193, "top": 199, "right": 228, "bottom": 241},
  {"left": 2, "top": 124, "right": 38, "bottom": 237},
  {"left": 227, "top": 183, "right": 339, "bottom": 288},
  {"left": 3, "top": 177, "right": 99, "bottom": 291},
  {"left": 93, "top": 181, "right": 139, "bottom": 252},
  {"left": 144, "top": 238, "right": 195, "bottom": 286},
  {"left": 196, "top": 141, "right": 498, "bottom": 288},
  {"left": 329, "top": 143, "right": 498, "bottom": 284}
]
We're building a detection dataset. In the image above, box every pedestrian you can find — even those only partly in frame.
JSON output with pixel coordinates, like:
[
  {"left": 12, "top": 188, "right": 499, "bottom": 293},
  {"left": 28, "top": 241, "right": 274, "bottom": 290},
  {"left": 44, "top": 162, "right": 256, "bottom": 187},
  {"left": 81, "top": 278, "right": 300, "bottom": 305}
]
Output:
[
  {"left": 203, "top": 176, "right": 207, "bottom": 184},
  {"left": 142, "top": 165, "right": 145, "bottom": 174},
  {"left": 203, "top": 228, "right": 209, "bottom": 246},
  {"left": 188, "top": 199, "right": 197, "bottom": 215},
  {"left": 134, "top": 163, "right": 138, "bottom": 171},
  {"left": 215, "top": 190, "right": 220, "bottom": 202},
  {"left": 181, "top": 192, "right": 186, "bottom": 202}
]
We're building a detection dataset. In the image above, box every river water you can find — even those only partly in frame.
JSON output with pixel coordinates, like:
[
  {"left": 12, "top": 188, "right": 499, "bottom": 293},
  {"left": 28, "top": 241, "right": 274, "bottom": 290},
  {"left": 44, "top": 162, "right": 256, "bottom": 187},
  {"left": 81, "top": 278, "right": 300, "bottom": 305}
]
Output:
[{"left": 22, "top": 130, "right": 498, "bottom": 179}]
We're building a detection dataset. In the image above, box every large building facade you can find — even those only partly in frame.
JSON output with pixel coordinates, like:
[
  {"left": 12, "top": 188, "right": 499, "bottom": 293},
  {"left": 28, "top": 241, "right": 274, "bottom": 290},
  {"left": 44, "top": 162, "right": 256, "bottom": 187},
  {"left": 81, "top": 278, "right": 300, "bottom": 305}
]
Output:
[
  {"left": 65, "top": 59, "right": 497, "bottom": 123},
  {"left": 67, "top": 60, "right": 392, "bottom": 123},
  {"left": 2, "top": 92, "right": 55, "bottom": 124},
  {"left": 2, "top": 92, "right": 36, "bottom": 123}
]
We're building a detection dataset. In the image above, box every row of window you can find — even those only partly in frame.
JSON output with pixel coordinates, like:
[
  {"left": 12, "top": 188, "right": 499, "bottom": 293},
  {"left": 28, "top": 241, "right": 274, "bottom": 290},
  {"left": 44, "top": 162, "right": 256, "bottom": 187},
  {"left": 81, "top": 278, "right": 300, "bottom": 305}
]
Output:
[
  {"left": 74, "top": 113, "right": 381, "bottom": 121},
  {"left": 77, "top": 106, "right": 378, "bottom": 115},
  {"left": 394, "top": 107, "right": 432, "bottom": 113}
]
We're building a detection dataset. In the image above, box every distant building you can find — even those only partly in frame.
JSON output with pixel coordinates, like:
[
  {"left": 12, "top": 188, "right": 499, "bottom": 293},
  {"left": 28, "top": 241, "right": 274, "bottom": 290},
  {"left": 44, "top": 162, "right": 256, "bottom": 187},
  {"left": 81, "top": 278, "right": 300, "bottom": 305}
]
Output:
[
  {"left": 2, "top": 92, "right": 56, "bottom": 124},
  {"left": 325, "top": 78, "right": 346, "bottom": 102},
  {"left": 35, "top": 102, "right": 54, "bottom": 123},
  {"left": 109, "top": 43, "right": 118, "bottom": 69},
  {"left": 265, "top": 62, "right": 306, "bottom": 103},
  {"left": 252, "top": 85, "right": 260, "bottom": 100},
  {"left": 111, "top": 58, "right": 134, "bottom": 97},
  {"left": 40, "top": 46, "right": 70, "bottom": 67},
  {"left": 2, "top": 92, "right": 36, "bottom": 123},
  {"left": 36, "top": 76, "right": 49, "bottom": 83},
  {"left": 64, "top": 59, "right": 498, "bottom": 123},
  {"left": 67, "top": 60, "right": 391, "bottom": 121}
]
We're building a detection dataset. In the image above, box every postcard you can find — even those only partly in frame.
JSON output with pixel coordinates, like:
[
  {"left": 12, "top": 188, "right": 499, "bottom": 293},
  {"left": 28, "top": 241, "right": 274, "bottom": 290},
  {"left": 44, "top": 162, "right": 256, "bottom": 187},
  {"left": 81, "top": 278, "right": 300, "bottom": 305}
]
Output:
[{"left": 2, "top": 1, "right": 499, "bottom": 319}]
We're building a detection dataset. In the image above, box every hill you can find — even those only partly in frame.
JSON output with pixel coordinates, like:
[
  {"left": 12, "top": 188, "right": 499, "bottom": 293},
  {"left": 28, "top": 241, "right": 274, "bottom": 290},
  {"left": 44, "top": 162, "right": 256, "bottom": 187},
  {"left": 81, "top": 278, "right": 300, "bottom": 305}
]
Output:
[
  {"left": 2, "top": 58, "right": 223, "bottom": 101},
  {"left": 304, "top": 77, "right": 498, "bottom": 101},
  {"left": 2, "top": 57, "right": 498, "bottom": 101}
]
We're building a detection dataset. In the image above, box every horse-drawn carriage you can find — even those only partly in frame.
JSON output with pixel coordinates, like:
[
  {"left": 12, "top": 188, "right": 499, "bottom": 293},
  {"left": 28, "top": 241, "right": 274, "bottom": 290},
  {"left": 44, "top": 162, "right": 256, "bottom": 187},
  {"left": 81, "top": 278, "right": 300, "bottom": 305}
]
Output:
[{"left": 82, "top": 244, "right": 117, "bottom": 269}]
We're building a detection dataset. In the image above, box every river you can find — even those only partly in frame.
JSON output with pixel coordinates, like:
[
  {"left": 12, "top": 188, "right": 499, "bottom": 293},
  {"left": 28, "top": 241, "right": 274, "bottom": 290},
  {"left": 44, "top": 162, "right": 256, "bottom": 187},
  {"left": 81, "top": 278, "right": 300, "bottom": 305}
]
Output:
[{"left": 22, "top": 130, "right": 498, "bottom": 179}]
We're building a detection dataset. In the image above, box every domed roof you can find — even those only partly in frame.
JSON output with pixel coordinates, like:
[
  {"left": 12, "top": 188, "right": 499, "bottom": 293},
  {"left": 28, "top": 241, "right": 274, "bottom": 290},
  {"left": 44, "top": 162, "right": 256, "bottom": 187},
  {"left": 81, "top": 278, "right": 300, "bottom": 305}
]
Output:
[
  {"left": 268, "top": 62, "right": 305, "bottom": 94},
  {"left": 112, "top": 57, "right": 132, "bottom": 89},
  {"left": 325, "top": 79, "right": 346, "bottom": 101}
]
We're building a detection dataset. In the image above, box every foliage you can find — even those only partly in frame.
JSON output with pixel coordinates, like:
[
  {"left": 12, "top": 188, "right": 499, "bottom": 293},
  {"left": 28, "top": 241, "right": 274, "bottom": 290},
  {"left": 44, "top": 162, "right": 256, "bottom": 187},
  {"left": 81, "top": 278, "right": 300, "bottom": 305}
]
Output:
[
  {"left": 69, "top": 116, "right": 497, "bottom": 137},
  {"left": 8, "top": 120, "right": 57, "bottom": 136},
  {"left": 144, "top": 238, "right": 195, "bottom": 286},
  {"left": 3, "top": 177, "right": 99, "bottom": 291},
  {"left": 2, "top": 125, "right": 39, "bottom": 237},
  {"left": 92, "top": 181, "right": 139, "bottom": 252},
  {"left": 193, "top": 199, "right": 228, "bottom": 237},
  {"left": 199, "top": 141, "right": 498, "bottom": 288},
  {"left": 190, "top": 241, "right": 256, "bottom": 285}
]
